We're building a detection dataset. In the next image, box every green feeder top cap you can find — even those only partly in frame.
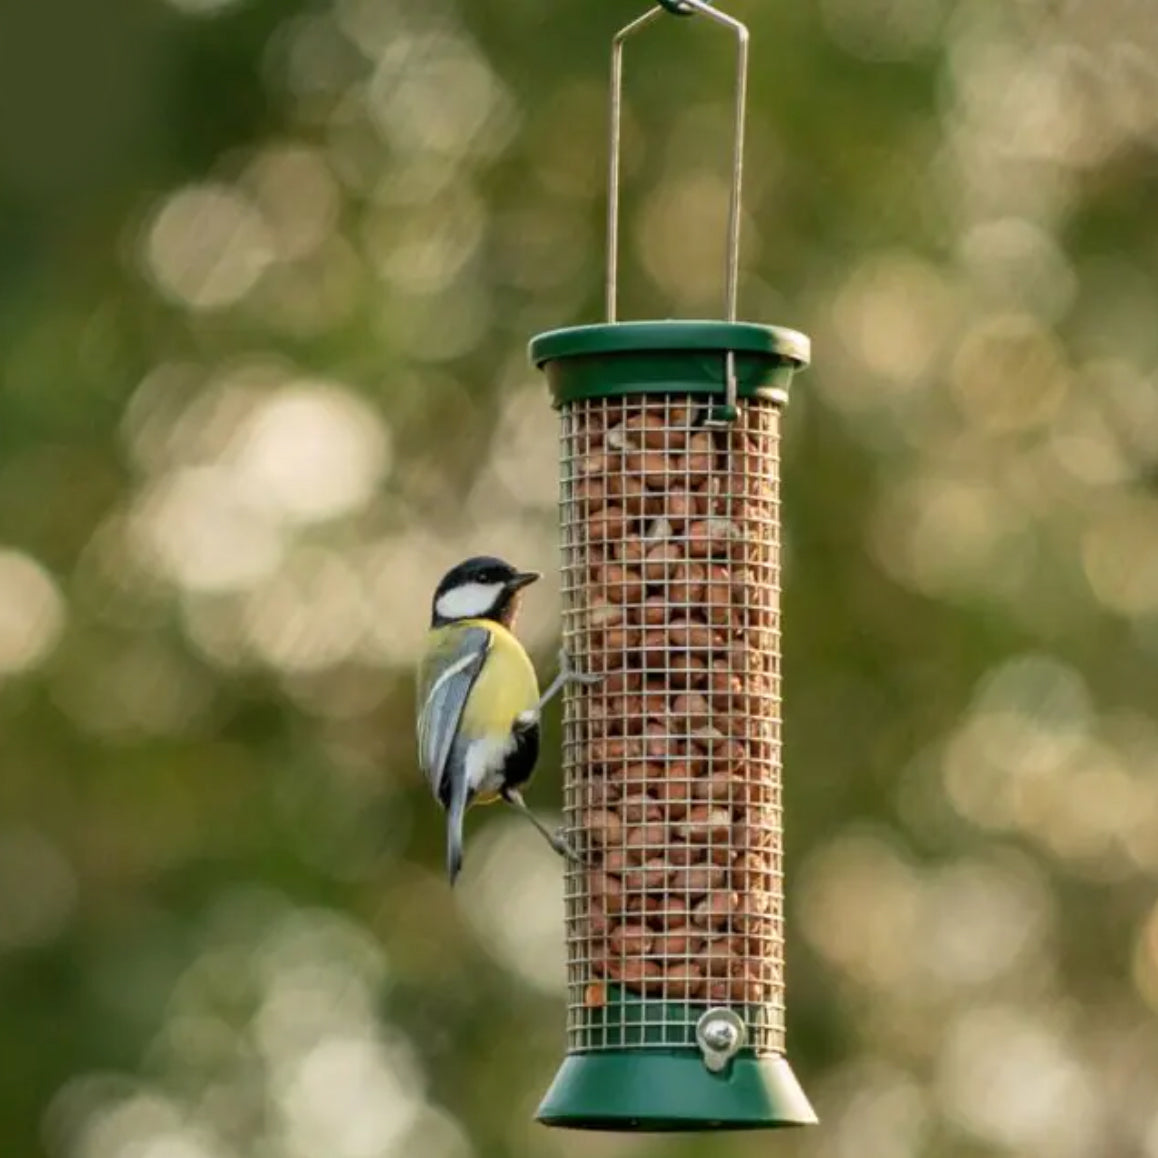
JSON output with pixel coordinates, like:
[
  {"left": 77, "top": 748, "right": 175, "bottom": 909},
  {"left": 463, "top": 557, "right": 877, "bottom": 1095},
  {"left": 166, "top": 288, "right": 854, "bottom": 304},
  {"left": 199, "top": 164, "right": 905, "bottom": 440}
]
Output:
[
  {"left": 530, "top": 320, "right": 810, "bottom": 410},
  {"left": 529, "top": 320, "right": 811, "bottom": 368}
]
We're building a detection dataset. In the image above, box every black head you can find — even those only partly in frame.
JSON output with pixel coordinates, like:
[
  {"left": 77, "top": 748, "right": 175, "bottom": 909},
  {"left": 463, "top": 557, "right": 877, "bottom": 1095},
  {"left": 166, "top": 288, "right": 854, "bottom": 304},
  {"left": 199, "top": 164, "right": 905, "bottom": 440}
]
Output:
[{"left": 430, "top": 555, "right": 540, "bottom": 627}]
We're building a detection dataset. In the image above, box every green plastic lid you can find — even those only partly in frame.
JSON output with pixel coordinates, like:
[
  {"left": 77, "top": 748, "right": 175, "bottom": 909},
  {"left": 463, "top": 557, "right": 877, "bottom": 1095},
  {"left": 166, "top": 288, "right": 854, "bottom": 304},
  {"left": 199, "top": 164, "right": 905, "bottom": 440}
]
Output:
[
  {"left": 530, "top": 320, "right": 810, "bottom": 365},
  {"left": 528, "top": 320, "right": 810, "bottom": 409}
]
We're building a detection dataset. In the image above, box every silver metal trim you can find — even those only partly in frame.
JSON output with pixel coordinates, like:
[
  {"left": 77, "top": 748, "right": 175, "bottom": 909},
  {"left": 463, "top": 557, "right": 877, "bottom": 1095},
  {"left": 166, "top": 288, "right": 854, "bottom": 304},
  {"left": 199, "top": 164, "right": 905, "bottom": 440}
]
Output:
[{"left": 606, "top": 0, "right": 751, "bottom": 324}]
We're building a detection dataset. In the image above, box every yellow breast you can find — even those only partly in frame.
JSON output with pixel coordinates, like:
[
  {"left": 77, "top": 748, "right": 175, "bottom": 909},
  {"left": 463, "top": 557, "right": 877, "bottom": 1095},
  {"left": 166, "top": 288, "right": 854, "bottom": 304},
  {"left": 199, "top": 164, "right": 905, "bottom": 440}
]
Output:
[{"left": 456, "top": 619, "right": 540, "bottom": 737}]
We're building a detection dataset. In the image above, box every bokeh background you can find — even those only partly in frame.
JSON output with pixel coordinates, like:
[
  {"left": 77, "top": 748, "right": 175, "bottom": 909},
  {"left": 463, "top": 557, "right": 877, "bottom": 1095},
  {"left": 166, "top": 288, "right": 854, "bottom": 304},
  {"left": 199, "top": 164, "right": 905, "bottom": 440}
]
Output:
[{"left": 3, "top": 0, "right": 1158, "bottom": 1155}]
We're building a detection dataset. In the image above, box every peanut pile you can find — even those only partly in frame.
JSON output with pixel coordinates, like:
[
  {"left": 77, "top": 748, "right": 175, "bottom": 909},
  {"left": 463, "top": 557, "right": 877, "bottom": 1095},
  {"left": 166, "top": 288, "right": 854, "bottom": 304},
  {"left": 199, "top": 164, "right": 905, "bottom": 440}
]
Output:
[{"left": 562, "top": 397, "right": 784, "bottom": 1014}]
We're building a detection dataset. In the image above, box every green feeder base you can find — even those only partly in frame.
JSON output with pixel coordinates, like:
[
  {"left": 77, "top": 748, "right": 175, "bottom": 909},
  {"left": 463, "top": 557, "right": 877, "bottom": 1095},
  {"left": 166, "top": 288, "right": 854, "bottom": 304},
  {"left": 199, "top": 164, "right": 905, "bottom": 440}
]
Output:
[{"left": 536, "top": 1050, "right": 817, "bottom": 1132}]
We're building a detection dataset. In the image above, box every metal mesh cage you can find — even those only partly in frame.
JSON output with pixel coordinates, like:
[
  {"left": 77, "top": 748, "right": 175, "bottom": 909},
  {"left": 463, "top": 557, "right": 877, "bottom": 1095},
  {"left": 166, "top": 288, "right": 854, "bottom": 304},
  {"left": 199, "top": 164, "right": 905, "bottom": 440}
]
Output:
[{"left": 559, "top": 393, "right": 785, "bottom": 1054}]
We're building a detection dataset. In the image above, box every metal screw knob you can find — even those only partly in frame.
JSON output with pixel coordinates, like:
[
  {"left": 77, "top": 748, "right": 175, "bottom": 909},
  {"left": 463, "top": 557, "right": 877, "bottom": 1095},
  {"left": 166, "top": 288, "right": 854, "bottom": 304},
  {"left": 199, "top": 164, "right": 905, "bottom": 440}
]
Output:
[{"left": 695, "top": 1008, "right": 747, "bottom": 1073}]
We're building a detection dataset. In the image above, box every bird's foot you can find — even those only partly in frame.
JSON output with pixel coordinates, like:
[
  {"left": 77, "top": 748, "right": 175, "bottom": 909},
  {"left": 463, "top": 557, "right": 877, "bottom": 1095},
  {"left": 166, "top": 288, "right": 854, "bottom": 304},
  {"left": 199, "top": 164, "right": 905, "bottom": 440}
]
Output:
[
  {"left": 551, "top": 825, "right": 587, "bottom": 866},
  {"left": 534, "top": 648, "right": 599, "bottom": 714},
  {"left": 557, "top": 646, "right": 601, "bottom": 687}
]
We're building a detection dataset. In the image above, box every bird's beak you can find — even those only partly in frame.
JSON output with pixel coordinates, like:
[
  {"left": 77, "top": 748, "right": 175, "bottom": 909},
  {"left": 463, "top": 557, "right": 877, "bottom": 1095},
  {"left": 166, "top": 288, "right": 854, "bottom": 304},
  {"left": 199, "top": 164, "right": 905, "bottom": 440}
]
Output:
[{"left": 509, "top": 570, "right": 541, "bottom": 591}]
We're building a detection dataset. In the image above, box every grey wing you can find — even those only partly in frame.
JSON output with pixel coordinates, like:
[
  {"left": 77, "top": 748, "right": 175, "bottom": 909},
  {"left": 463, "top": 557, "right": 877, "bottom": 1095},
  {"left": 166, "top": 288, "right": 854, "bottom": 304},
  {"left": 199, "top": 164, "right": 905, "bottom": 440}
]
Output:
[{"left": 416, "top": 626, "right": 491, "bottom": 802}]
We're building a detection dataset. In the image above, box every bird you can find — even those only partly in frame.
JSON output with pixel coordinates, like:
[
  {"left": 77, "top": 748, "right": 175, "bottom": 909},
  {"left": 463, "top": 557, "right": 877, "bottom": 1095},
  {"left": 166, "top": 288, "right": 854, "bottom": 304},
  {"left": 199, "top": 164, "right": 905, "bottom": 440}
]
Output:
[{"left": 415, "top": 555, "right": 596, "bottom": 884}]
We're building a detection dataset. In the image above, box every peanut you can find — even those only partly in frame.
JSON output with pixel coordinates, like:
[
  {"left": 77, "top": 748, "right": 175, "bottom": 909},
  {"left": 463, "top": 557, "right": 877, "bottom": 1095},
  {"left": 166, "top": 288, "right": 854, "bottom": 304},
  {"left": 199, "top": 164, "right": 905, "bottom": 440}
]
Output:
[
  {"left": 642, "top": 722, "right": 676, "bottom": 762},
  {"left": 675, "top": 805, "right": 732, "bottom": 843},
  {"left": 703, "top": 564, "right": 733, "bottom": 626},
  {"left": 584, "top": 809, "right": 622, "bottom": 846},
  {"left": 600, "top": 669, "right": 643, "bottom": 697},
  {"left": 642, "top": 540, "right": 683, "bottom": 583},
  {"left": 625, "top": 821, "right": 667, "bottom": 854},
  {"left": 669, "top": 863, "right": 727, "bottom": 896},
  {"left": 687, "top": 517, "right": 740, "bottom": 558},
  {"left": 621, "top": 761, "right": 659, "bottom": 787},
  {"left": 692, "top": 891, "right": 741, "bottom": 931},
  {"left": 652, "top": 893, "right": 693, "bottom": 928},
  {"left": 589, "top": 626, "right": 641, "bottom": 670},
  {"left": 613, "top": 958, "right": 662, "bottom": 987},
  {"left": 589, "top": 871, "right": 624, "bottom": 917},
  {"left": 586, "top": 598, "right": 625, "bottom": 630},
  {"left": 733, "top": 820, "right": 776, "bottom": 851},
  {"left": 640, "top": 628, "right": 671, "bottom": 670},
  {"left": 624, "top": 410, "right": 668, "bottom": 451},
  {"left": 706, "top": 667, "right": 745, "bottom": 711},
  {"left": 666, "top": 619, "right": 724, "bottom": 652},
  {"left": 596, "top": 562, "right": 645, "bottom": 604},
  {"left": 664, "top": 961, "right": 705, "bottom": 1000},
  {"left": 604, "top": 422, "right": 633, "bottom": 451},
  {"left": 692, "top": 769, "right": 747, "bottom": 805},
  {"left": 575, "top": 477, "right": 606, "bottom": 513},
  {"left": 668, "top": 654, "right": 709, "bottom": 690},
  {"left": 576, "top": 778, "right": 618, "bottom": 810},
  {"left": 706, "top": 972, "right": 765, "bottom": 1004},
  {"left": 652, "top": 763, "right": 697, "bottom": 818},
  {"left": 652, "top": 926, "right": 706, "bottom": 959},
  {"left": 584, "top": 982, "right": 608, "bottom": 1008},
  {"left": 586, "top": 899, "right": 610, "bottom": 938},
  {"left": 587, "top": 505, "right": 627, "bottom": 543},
  {"left": 732, "top": 852, "right": 772, "bottom": 891},
  {"left": 663, "top": 490, "right": 697, "bottom": 528},
  {"left": 669, "top": 561, "right": 707, "bottom": 604},
  {"left": 644, "top": 516, "right": 675, "bottom": 542},
  {"left": 623, "top": 893, "right": 663, "bottom": 918},
  {"left": 587, "top": 736, "right": 638, "bottom": 766},
  {"left": 618, "top": 792, "right": 661, "bottom": 825},
  {"left": 684, "top": 431, "right": 716, "bottom": 482},
  {"left": 672, "top": 691, "right": 710, "bottom": 727},
  {"left": 637, "top": 597, "right": 669, "bottom": 627},
  {"left": 702, "top": 935, "right": 744, "bottom": 977},
  {"left": 622, "top": 858, "right": 670, "bottom": 892},
  {"left": 609, "top": 923, "right": 653, "bottom": 956},
  {"left": 695, "top": 474, "right": 725, "bottom": 517},
  {"left": 609, "top": 473, "right": 649, "bottom": 517},
  {"left": 617, "top": 535, "right": 648, "bottom": 565},
  {"left": 578, "top": 450, "right": 610, "bottom": 477},
  {"left": 665, "top": 842, "right": 702, "bottom": 868},
  {"left": 640, "top": 450, "right": 672, "bottom": 489}
]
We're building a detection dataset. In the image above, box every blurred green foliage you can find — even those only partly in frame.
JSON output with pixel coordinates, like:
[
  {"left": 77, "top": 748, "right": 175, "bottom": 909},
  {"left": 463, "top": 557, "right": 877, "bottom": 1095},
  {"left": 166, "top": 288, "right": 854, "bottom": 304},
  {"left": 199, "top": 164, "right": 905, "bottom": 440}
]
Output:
[{"left": 2, "top": 0, "right": 1158, "bottom": 1156}]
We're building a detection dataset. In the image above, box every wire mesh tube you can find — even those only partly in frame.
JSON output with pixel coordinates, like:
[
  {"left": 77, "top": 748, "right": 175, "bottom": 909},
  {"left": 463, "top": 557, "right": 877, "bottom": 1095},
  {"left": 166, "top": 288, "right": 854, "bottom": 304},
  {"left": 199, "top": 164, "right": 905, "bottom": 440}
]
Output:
[{"left": 561, "top": 395, "right": 785, "bottom": 1052}]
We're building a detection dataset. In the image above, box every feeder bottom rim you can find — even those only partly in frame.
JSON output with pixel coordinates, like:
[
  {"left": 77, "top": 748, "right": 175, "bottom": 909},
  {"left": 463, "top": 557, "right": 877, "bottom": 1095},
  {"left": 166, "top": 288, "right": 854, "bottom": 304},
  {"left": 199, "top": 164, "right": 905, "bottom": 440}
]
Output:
[{"left": 536, "top": 1048, "right": 817, "bottom": 1132}]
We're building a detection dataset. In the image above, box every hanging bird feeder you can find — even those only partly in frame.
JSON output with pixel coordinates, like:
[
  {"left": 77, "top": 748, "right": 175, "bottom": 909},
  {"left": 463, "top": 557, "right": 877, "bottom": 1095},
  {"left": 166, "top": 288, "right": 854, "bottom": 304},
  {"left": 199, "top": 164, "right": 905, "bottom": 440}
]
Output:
[{"left": 530, "top": 0, "right": 816, "bottom": 1132}]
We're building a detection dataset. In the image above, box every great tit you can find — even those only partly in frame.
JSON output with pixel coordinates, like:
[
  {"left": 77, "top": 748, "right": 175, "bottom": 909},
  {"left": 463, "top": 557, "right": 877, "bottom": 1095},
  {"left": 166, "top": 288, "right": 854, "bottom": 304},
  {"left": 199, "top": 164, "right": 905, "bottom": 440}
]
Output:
[{"left": 416, "top": 555, "right": 595, "bottom": 885}]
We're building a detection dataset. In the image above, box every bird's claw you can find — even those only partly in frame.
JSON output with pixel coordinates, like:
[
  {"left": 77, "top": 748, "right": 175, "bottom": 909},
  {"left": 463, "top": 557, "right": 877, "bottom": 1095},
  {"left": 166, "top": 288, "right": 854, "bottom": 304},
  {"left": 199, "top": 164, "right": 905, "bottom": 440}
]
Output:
[
  {"left": 558, "top": 647, "right": 601, "bottom": 687},
  {"left": 552, "top": 825, "right": 587, "bottom": 865}
]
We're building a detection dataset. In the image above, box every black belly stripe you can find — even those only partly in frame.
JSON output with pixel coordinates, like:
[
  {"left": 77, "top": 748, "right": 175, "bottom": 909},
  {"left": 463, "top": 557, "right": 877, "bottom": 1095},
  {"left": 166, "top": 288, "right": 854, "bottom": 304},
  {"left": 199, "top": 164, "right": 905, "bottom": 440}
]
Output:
[{"left": 503, "top": 720, "right": 539, "bottom": 790}]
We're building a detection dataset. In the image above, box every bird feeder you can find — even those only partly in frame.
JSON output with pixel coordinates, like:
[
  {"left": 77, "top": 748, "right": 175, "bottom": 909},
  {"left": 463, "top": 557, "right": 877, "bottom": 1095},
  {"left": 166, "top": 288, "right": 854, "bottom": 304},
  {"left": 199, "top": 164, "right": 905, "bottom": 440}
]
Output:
[{"left": 530, "top": 0, "right": 817, "bottom": 1133}]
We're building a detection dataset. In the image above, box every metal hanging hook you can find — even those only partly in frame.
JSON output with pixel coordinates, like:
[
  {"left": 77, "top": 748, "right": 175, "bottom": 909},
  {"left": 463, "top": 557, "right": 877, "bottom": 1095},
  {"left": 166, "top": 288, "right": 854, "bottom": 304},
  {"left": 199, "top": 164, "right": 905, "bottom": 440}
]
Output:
[{"left": 605, "top": 0, "right": 750, "bottom": 327}]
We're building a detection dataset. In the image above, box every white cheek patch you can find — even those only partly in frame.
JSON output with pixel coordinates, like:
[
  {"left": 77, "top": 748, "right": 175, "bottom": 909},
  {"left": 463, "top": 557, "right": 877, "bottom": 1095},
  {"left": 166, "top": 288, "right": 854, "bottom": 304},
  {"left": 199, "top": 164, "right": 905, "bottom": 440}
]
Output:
[{"left": 436, "top": 581, "right": 503, "bottom": 621}]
